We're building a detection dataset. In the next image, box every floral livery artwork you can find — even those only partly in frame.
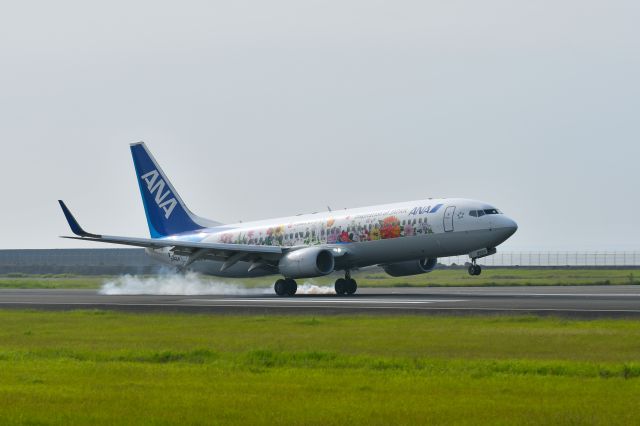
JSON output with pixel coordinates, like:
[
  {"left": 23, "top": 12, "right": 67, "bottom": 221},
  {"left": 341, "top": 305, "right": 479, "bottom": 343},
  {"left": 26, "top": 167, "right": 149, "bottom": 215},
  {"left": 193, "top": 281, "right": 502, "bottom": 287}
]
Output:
[
  {"left": 214, "top": 207, "right": 435, "bottom": 247},
  {"left": 327, "top": 214, "right": 432, "bottom": 244},
  {"left": 380, "top": 216, "right": 401, "bottom": 240}
]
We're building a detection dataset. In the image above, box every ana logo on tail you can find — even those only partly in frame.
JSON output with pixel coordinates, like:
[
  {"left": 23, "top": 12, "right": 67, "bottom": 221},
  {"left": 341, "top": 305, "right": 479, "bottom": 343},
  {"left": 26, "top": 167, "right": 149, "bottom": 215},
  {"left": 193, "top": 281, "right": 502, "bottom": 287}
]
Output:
[{"left": 140, "top": 170, "right": 178, "bottom": 219}]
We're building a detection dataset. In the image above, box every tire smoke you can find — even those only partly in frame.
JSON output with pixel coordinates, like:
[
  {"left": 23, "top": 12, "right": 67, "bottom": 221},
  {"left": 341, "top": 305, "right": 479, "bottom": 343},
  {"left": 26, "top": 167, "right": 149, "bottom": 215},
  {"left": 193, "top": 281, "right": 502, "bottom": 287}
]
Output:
[
  {"left": 100, "top": 272, "right": 270, "bottom": 295},
  {"left": 99, "top": 272, "right": 336, "bottom": 295},
  {"left": 294, "top": 282, "right": 336, "bottom": 295}
]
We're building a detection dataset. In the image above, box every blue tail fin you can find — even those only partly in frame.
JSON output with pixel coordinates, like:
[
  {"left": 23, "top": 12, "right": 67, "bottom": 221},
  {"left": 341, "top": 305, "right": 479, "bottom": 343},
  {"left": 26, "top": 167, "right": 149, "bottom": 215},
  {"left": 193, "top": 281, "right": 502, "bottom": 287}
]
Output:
[{"left": 130, "top": 142, "right": 221, "bottom": 238}]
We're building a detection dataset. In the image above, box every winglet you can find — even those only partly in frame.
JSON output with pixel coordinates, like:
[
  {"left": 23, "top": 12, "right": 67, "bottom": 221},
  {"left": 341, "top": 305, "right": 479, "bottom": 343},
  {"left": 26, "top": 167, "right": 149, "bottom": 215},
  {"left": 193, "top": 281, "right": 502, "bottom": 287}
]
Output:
[{"left": 58, "top": 200, "right": 101, "bottom": 238}]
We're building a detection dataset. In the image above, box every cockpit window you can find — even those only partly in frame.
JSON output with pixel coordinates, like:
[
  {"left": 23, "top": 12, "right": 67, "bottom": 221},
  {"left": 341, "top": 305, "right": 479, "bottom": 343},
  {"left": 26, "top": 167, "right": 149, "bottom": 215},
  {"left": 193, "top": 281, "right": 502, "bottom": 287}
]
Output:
[{"left": 470, "top": 208, "right": 502, "bottom": 217}]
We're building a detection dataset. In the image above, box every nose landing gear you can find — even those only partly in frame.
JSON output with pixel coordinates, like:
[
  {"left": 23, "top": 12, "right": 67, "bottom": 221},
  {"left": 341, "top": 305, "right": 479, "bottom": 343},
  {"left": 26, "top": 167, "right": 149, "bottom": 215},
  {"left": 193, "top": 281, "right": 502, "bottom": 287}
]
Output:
[
  {"left": 274, "top": 278, "right": 297, "bottom": 296},
  {"left": 467, "top": 248, "right": 496, "bottom": 276},
  {"left": 335, "top": 270, "right": 357, "bottom": 295},
  {"left": 468, "top": 261, "right": 482, "bottom": 276}
]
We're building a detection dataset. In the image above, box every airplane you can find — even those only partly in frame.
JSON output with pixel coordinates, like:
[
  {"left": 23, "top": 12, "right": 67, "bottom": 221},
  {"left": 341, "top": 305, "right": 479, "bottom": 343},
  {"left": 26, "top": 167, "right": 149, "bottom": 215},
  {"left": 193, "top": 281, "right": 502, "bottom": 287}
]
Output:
[{"left": 59, "top": 142, "right": 518, "bottom": 296}]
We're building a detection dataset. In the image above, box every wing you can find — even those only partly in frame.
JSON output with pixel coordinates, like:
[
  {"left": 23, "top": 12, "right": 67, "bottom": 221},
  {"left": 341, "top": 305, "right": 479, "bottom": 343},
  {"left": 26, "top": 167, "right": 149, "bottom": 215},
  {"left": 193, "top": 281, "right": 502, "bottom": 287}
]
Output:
[{"left": 58, "top": 200, "right": 283, "bottom": 271}]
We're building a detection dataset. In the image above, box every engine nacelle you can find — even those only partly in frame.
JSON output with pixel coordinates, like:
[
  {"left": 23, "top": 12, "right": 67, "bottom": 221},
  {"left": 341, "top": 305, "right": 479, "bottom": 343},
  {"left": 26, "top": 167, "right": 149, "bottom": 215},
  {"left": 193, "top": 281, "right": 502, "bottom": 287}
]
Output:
[
  {"left": 278, "top": 247, "right": 335, "bottom": 278},
  {"left": 382, "top": 258, "right": 437, "bottom": 277}
]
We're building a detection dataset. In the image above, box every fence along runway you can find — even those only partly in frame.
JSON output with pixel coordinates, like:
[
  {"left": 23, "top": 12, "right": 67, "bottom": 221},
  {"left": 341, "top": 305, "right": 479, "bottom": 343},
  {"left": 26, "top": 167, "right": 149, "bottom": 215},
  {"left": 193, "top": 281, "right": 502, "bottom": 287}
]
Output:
[{"left": 0, "top": 286, "right": 639, "bottom": 318}]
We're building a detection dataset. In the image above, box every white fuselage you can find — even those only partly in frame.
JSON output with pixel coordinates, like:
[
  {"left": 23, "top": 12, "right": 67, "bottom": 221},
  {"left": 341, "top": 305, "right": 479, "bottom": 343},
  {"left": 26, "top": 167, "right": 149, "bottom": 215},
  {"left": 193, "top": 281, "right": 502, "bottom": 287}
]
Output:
[{"left": 145, "top": 198, "right": 518, "bottom": 277}]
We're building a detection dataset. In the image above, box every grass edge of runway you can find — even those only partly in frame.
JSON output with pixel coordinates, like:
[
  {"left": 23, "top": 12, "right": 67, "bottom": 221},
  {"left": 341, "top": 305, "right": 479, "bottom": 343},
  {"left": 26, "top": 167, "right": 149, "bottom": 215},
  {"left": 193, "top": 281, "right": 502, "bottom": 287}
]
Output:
[
  {"left": 0, "top": 310, "right": 639, "bottom": 424},
  {"left": 1, "top": 268, "right": 640, "bottom": 289}
]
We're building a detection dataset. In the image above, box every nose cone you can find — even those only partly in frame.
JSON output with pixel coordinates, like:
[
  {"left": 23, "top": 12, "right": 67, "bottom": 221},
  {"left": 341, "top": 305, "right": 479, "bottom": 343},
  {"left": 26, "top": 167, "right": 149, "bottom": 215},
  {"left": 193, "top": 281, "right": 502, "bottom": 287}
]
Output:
[
  {"left": 490, "top": 216, "right": 518, "bottom": 247},
  {"left": 502, "top": 216, "right": 518, "bottom": 238},
  {"left": 506, "top": 216, "right": 518, "bottom": 231}
]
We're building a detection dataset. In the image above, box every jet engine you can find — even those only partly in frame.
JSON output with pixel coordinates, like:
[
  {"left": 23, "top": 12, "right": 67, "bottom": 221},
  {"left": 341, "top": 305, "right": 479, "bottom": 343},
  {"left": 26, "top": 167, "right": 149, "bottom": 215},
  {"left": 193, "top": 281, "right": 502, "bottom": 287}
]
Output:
[
  {"left": 278, "top": 247, "right": 335, "bottom": 278},
  {"left": 382, "top": 258, "right": 438, "bottom": 277}
]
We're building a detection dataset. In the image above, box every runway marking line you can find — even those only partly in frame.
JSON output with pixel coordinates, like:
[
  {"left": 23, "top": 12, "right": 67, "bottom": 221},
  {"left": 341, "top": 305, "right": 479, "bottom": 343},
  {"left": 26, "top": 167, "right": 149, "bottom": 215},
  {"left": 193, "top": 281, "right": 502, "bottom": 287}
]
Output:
[
  {"left": 402, "top": 292, "right": 640, "bottom": 297},
  {"left": 1, "top": 301, "right": 640, "bottom": 314},
  {"left": 184, "top": 298, "right": 467, "bottom": 304}
]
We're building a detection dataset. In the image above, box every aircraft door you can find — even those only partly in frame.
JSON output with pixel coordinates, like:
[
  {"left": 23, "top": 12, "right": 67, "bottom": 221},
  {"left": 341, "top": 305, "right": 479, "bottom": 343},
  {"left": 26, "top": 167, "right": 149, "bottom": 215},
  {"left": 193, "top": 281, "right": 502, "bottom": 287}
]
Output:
[{"left": 443, "top": 206, "right": 456, "bottom": 232}]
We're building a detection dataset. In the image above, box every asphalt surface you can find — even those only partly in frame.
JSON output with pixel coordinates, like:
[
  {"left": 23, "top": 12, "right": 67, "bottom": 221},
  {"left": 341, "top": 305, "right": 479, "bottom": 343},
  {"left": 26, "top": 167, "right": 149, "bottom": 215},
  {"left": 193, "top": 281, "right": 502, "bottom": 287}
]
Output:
[{"left": 1, "top": 286, "right": 640, "bottom": 318}]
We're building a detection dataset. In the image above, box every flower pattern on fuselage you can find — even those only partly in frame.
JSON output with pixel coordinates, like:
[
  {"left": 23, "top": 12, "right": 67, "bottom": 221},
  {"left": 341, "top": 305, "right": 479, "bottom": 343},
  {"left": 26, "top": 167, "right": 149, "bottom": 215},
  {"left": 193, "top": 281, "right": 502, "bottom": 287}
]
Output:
[{"left": 213, "top": 211, "right": 434, "bottom": 247}]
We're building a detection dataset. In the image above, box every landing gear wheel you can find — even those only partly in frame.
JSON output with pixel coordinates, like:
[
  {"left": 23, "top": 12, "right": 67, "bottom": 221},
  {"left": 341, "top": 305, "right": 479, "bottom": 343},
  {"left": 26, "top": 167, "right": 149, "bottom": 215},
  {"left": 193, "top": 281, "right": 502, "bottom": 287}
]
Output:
[
  {"left": 274, "top": 279, "right": 287, "bottom": 296},
  {"left": 345, "top": 279, "right": 357, "bottom": 295},
  {"left": 468, "top": 264, "right": 482, "bottom": 276},
  {"left": 335, "top": 278, "right": 347, "bottom": 295},
  {"left": 285, "top": 278, "right": 297, "bottom": 296}
]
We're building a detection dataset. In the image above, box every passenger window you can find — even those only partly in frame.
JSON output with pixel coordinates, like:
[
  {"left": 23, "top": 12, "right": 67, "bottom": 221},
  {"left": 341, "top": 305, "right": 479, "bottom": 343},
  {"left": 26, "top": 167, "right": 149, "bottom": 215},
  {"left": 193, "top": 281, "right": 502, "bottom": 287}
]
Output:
[{"left": 469, "top": 211, "right": 477, "bottom": 217}]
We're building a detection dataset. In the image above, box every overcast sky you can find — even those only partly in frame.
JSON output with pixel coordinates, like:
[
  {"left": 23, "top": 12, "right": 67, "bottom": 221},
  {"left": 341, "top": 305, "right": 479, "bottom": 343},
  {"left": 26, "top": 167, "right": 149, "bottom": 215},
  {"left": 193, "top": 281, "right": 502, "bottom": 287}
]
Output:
[{"left": 1, "top": 1, "right": 638, "bottom": 251}]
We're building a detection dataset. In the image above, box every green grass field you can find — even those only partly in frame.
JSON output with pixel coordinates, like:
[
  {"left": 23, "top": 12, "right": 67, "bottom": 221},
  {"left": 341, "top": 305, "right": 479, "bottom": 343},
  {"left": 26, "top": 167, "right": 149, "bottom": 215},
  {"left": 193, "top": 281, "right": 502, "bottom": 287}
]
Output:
[
  {"left": 0, "top": 275, "right": 106, "bottom": 289},
  {"left": 0, "top": 310, "right": 639, "bottom": 424},
  {"left": 1, "top": 268, "right": 639, "bottom": 289}
]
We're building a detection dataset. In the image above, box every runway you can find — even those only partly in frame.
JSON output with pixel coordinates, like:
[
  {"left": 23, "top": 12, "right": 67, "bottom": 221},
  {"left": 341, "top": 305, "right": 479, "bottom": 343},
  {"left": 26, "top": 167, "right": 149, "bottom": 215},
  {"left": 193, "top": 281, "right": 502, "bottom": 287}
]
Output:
[{"left": 1, "top": 286, "right": 640, "bottom": 317}]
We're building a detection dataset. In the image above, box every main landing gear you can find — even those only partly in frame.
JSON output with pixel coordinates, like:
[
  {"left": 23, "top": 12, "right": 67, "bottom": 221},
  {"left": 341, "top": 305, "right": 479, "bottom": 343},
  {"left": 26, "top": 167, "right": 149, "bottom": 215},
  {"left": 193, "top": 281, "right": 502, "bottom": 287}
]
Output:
[
  {"left": 274, "top": 278, "right": 297, "bottom": 296},
  {"left": 274, "top": 272, "right": 358, "bottom": 297},
  {"left": 335, "top": 270, "right": 357, "bottom": 295},
  {"left": 468, "top": 260, "right": 482, "bottom": 276}
]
